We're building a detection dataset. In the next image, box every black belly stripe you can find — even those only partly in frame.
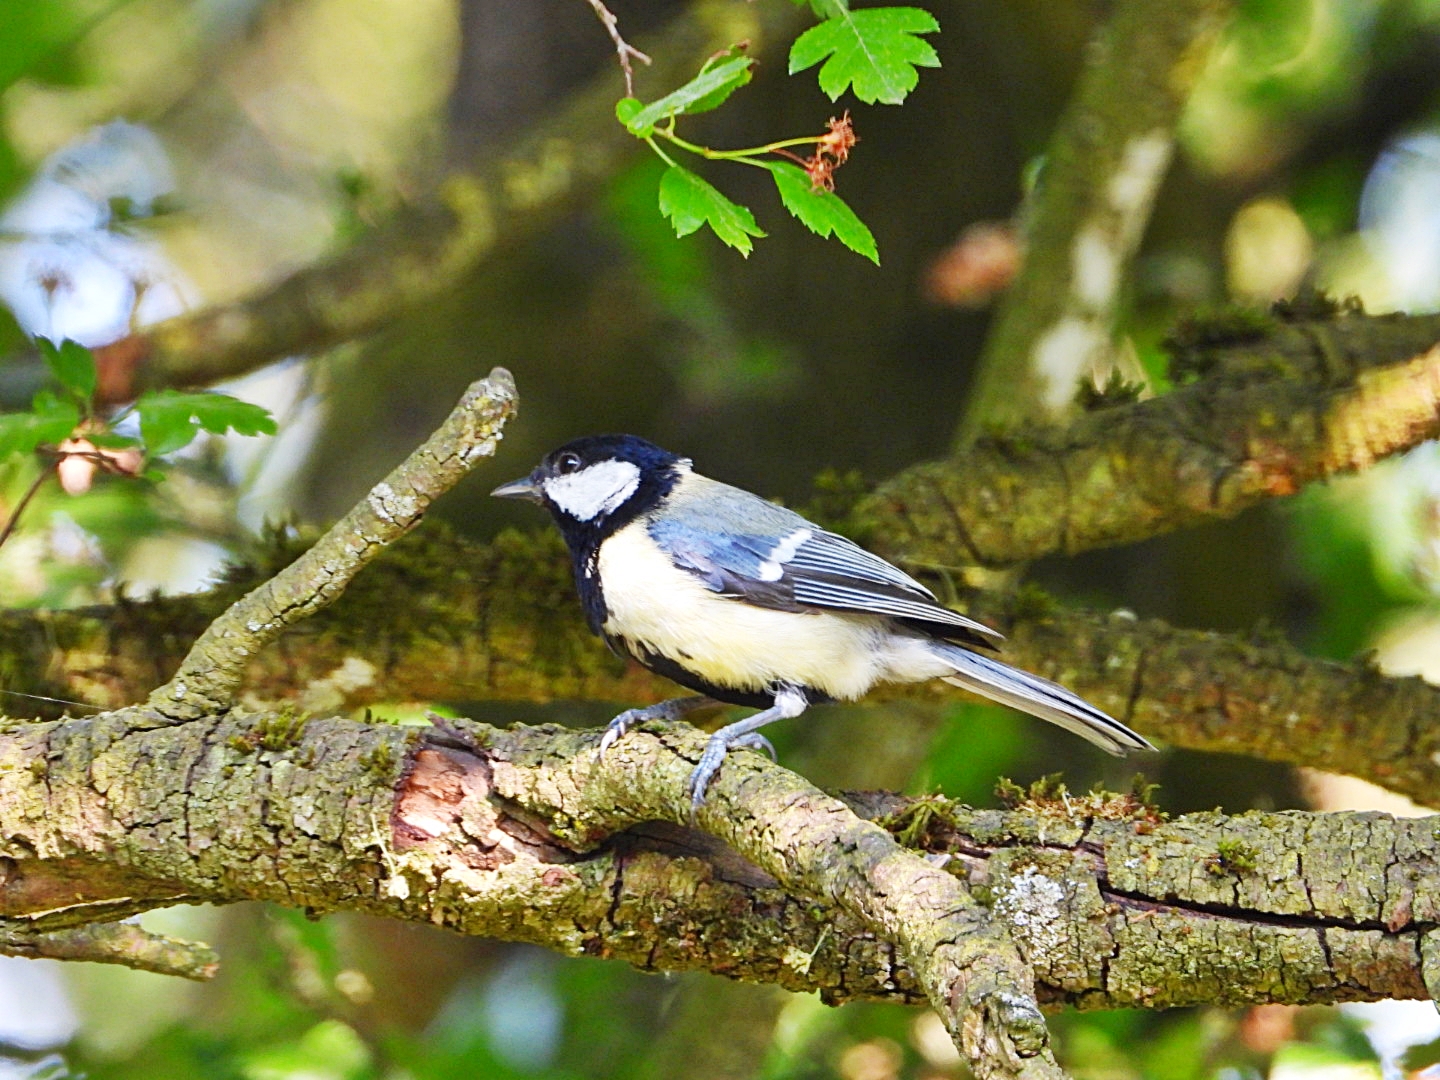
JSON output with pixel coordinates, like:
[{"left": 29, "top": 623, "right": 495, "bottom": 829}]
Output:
[{"left": 606, "top": 634, "right": 831, "bottom": 709}]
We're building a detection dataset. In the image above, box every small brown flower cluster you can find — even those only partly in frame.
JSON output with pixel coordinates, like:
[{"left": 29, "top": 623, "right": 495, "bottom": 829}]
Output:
[{"left": 803, "top": 112, "right": 856, "bottom": 191}]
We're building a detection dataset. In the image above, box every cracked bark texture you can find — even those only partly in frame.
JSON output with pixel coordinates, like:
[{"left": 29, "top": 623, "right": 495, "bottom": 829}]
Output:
[
  {"left": 0, "top": 714, "right": 1431, "bottom": 1018},
  {"left": 0, "top": 711, "right": 1065, "bottom": 1078},
  {"left": 876, "top": 312, "right": 1440, "bottom": 566}
]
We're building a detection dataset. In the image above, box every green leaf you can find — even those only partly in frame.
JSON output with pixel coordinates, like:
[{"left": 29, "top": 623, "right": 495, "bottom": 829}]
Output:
[
  {"left": 137, "top": 390, "right": 277, "bottom": 457},
  {"left": 623, "top": 56, "right": 754, "bottom": 134},
  {"left": 0, "top": 393, "right": 79, "bottom": 458},
  {"left": 86, "top": 432, "right": 141, "bottom": 450},
  {"left": 788, "top": 6, "right": 940, "bottom": 105},
  {"left": 763, "top": 161, "right": 879, "bottom": 263},
  {"left": 37, "top": 337, "right": 96, "bottom": 402},
  {"left": 615, "top": 97, "right": 644, "bottom": 132},
  {"left": 793, "top": 0, "right": 850, "bottom": 16},
  {"left": 658, "top": 166, "right": 766, "bottom": 257}
]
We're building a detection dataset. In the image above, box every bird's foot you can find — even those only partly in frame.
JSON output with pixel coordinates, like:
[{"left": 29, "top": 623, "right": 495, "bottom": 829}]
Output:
[
  {"left": 598, "top": 707, "right": 649, "bottom": 758},
  {"left": 598, "top": 697, "right": 711, "bottom": 759},
  {"left": 685, "top": 731, "right": 776, "bottom": 811}
]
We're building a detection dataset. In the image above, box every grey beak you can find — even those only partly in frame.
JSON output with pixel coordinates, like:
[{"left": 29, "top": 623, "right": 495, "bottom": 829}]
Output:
[{"left": 491, "top": 475, "right": 543, "bottom": 503}]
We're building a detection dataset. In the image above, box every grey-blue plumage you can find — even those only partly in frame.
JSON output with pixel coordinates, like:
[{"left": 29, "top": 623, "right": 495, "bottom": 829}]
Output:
[
  {"left": 651, "top": 472, "right": 1003, "bottom": 646},
  {"left": 929, "top": 643, "right": 1150, "bottom": 755}
]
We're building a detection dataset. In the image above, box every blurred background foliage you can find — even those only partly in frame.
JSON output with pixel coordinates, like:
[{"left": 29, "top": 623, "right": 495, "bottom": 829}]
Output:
[{"left": 4, "top": 0, "right": 1440, "bottom": 1076}]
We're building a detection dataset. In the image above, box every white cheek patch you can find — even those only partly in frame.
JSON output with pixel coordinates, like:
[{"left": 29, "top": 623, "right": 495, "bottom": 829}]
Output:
[{"left": 544, "top": 459, "right": 642, "bottom": 521}]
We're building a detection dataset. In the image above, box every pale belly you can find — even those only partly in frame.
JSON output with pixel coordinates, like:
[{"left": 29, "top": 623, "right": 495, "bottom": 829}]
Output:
[{"left": 596, "top": 526, "right": 949, "bottom": 699}]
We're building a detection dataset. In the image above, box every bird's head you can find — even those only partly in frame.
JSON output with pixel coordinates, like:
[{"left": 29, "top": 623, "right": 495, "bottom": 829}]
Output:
[{"left": 492, "top": 434, "right": 687, "bottom": 538}]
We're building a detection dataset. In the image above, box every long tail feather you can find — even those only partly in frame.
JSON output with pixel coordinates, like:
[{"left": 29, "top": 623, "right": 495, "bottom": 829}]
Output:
[{"left": 933, "top": 644, "right": 1154, "bottom": 756}]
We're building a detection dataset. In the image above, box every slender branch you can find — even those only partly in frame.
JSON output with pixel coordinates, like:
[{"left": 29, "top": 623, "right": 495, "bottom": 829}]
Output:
[
  {"left": 0, "top": 715, "right": 1432, "bottom": 1020},
  {"left": 585, "top": 0, "right": 651, "bottom": 97},
  {"left": 145, "top": 367, "right": 517, "bottom": 721},
  {"left": 0, "top": 921, "right": 218, "bottom": 980},
  {"left": 959, "top": 0, "right": 1232, "bottom": 439},
  {"left": 103, "top": 1, "right": 800, "bottom": 401},
  {"left": 0, "top": 467, "right": 52, "bottom": 552}
]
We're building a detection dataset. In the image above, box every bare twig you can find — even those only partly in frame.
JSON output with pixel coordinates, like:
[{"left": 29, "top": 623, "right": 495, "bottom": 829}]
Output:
[
  {"left": 0, "top": 921, "right": 219, "bottom": 980},
  {"left": 0, "top": 467, "right": 50, "bottom": 552},
  {"left": 585, "top": 0, "right": 652, "bottom": 96},
  {"left": 144, "top": 367, "right": 518, "bottom": 721}
]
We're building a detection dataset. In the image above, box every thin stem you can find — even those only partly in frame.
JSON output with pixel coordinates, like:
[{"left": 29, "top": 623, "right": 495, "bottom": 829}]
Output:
[
  {"left": 584, "top": 0, "right": 652, "bottom": 97},
  {"left": 645, "top": 136, "right": 680, "bottom": 168},
  {"left": 661, "top": 130, "right": 821, "bottom": 160},
  {"left": 0, "top": 467, "right": 52, "bottom": 552}
]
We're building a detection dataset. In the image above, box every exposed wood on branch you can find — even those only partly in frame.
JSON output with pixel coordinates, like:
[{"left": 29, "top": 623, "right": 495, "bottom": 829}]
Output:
[{"left": 0, "top": 715, "right": 1429, "bottom": 1016}]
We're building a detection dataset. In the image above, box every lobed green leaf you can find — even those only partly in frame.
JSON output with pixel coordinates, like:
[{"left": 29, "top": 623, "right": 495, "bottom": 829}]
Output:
[
  {"left": 622, "top": 56, "right": 755, "bottom": 134},
  {"left": 0, "top": 393, "right": 79, "bottom": 458},
  {"left": 788, "top": 6, "right": 940, "bottom": 105},
  {"left": 137, "top": 390, "right": 277, "bottom": 457},
  {"left": 658, "top": 166, "right": 766, "bottom": 256},
  {"left": 764, "top": 161, "right": 879, "bottom": 263}
]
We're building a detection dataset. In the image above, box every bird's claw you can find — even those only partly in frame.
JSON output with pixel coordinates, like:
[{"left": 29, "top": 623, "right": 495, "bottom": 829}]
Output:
[
  {"left": 728, "top": 732, "right": 776, "bottom": 760},
  {"left": 597, "top": 708, "right": 645, "bottom": 759},
  {"left": 685, "top": 731, "right": 777, "bottom": 812},
  {"left": 599, "top": 700, "right": 698, "bottom": 759},
  {"left": 686, "top": 737, "right": 728, "bottom": 813}
]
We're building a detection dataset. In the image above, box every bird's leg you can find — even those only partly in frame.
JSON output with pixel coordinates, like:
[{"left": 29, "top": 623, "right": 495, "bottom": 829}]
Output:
[
  {"left": 687, "top": 686, "right": 807, "bottom": 811},
  {"left": 598, "top": 695, "right": 714, "bottom": 758}
]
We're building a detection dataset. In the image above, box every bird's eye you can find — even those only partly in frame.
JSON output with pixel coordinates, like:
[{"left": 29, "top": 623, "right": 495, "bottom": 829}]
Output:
[{"left": 555, "top": 452, "right": 582, "bottom": 475}]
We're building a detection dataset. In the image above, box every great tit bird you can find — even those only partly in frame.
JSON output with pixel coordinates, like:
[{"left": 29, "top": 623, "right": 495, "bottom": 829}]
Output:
[{"left": 493, "top": 435, "right": 1154, "bottom": 807}]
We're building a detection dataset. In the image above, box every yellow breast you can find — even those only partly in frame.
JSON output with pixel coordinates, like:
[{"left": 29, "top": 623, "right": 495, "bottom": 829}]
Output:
[{"left": 596, "top": 525, "right": 886, "bottom": 700}]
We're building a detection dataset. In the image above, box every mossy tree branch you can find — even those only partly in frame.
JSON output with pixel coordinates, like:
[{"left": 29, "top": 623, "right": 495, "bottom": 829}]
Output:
[
  {"left": 0, "top": 921, "right": 219, "bottom": 981},
  {"left": 0, "top": 715, "right": 1433, "bottom": 1021},
  {"left": 6, "top": 519, "right": 1440, "bottom": 805},
  {"left": 958, "top": 0, "right": 1233, "bottom": 438},
  {"left": 869, "top": 311, "right": 1440, "bottom": 568},
  {"left": 0, "top": 709, "right": 1068, "bottom": 1078}
]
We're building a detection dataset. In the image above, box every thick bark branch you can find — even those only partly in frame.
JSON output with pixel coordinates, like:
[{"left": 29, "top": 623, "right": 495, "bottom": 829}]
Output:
[
  {"left": 6, "top": 523, "right": 1439, "bottom": 805},
  {"left": 959, "top": 0, "right": 1232, "bottom": 437},
  {"left": 0, "top": 714, "right": 1431, "bottom": 1017},
  {"left": 0, "top": 711, "right": 1064, "bottom": 1079},
  {"left": 871, "top": 312, "right": 1440, "bottom": 567}
]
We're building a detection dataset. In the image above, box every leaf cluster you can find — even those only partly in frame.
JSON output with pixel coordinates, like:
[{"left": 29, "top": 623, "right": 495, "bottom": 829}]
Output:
[
  {"left": 0, "top": 338, "right": 278, "bottom": 543},
  {"left": 613, "top": 1, "right": 939, "bottom": 260},
  {"left": 1, "top": 339, "right": 276, "bottom": 463}
]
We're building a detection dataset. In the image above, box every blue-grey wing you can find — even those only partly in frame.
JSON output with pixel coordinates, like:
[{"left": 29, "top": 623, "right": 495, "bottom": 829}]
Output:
[{"left": 649, "top": 474, "right": 1003, "bottom": 644}]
